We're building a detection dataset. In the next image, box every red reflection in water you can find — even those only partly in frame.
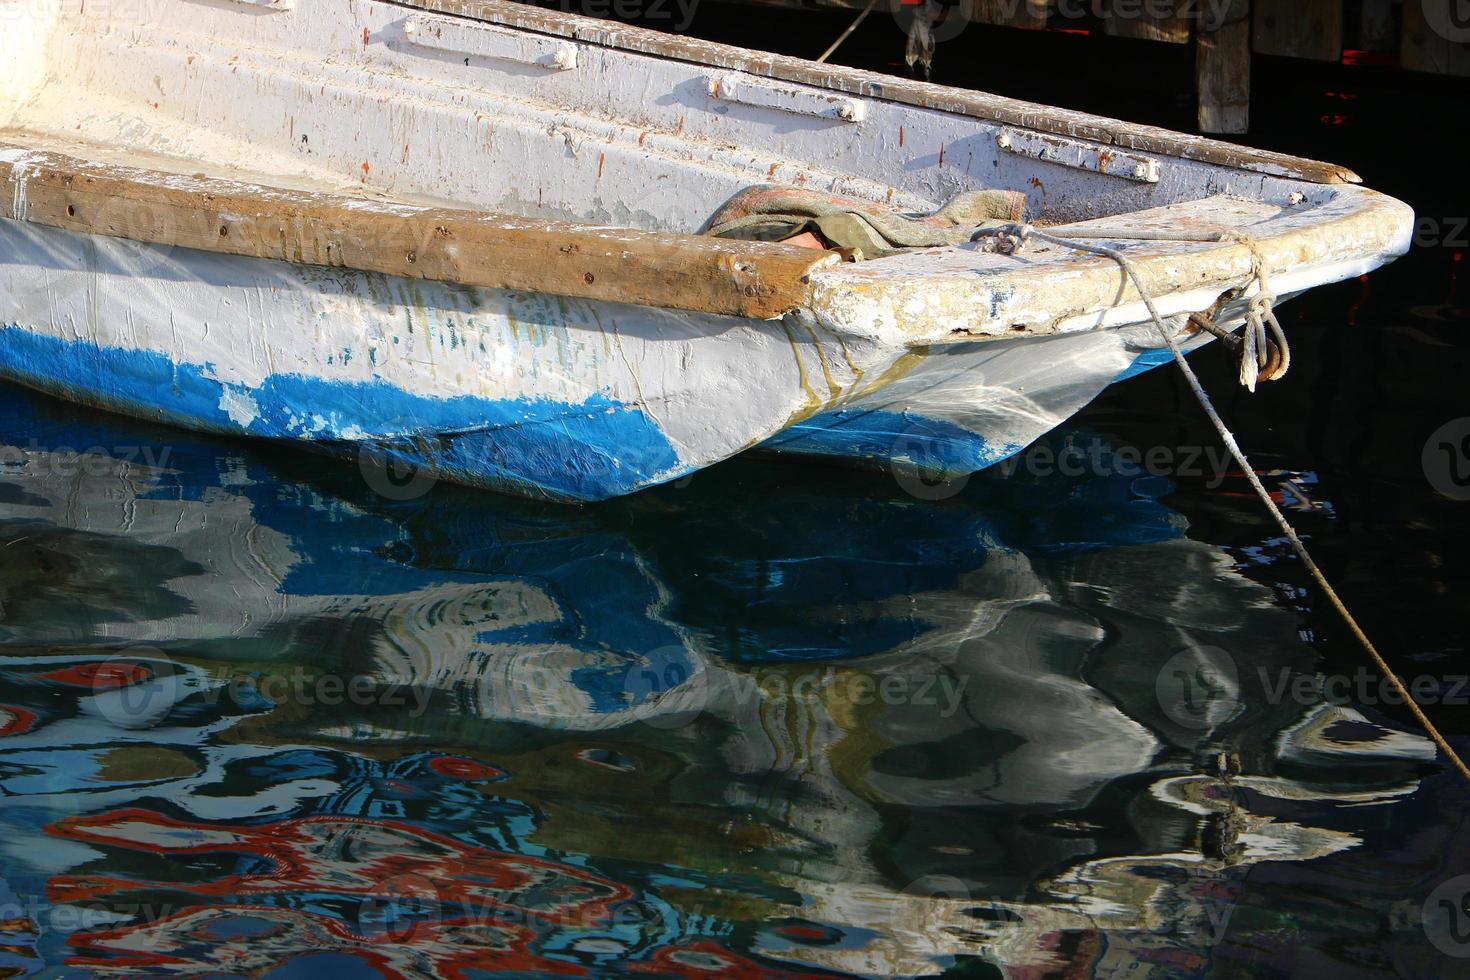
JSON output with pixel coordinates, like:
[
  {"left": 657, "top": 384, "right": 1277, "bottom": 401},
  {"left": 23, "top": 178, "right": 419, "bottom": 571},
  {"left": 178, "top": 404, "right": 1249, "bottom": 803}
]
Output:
[
  {"left": 63, "top": 906, "right": 587, "bottom": 977},
  {"left": 0, "top": 704, "right": 38, "bottom": 736},
  {"left": 42, "top": 806, "right": 840, "bottom": 976},
  {"left": 37, "top": 662, "right": 152, "bottom": 689},
  {"left": 425, "top": 755, "right": 504, "bottom": 781},
  {"left": 46, "top": 809, "right": 635, "bottom": 974},
  {"left": 48, "top": 809, "right": 630, "bottom": 917}
]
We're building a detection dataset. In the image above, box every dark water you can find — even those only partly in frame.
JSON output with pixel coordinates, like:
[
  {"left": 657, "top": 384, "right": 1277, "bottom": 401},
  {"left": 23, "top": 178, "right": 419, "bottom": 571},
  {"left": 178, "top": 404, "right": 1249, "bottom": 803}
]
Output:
[{"left": 3, "top": 21, "right": 1470, "bottom": 980}]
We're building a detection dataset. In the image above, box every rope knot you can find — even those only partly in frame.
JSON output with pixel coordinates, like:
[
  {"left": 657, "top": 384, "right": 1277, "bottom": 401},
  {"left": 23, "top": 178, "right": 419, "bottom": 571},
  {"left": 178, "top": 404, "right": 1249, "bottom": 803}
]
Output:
[{"left": 970, "top": 222, "right": 1033, "bottom": 255}]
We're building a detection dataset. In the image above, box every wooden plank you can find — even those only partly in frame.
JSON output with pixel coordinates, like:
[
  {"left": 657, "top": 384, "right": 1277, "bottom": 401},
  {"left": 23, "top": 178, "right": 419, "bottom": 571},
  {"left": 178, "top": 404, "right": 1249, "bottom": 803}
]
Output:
[
  {"left": 1252, "top": 0, "right": 1343, "bottom": 61},
  {"left": 0, "top": 144, "right": 838, "bottom": 319},
  {"left": 1358, "top": 0, "right": 1395, "bottom": 53},
  {"left": 1103, "top": 0, "right": 1192, "bottom": 44},
  {"left": 1402, "top": 1, "right": 1470, "bottom": 76},
  {"left": 1197, "top": 0, "right": 1250, "bottom": 134},
  {"left": 387, "top": 0, "right": 1360, "bottom": 183}
]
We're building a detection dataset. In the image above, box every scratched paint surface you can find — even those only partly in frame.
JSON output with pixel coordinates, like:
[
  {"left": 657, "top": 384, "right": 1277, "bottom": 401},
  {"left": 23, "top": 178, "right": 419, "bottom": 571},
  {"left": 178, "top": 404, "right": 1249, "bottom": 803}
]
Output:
[
  {"left": 0, "top": 0, "right": 1412, "bottom": 353},
  {"left": 0, "top": 4, "right": 1462, "bottom": 978},
  {"left": 0, "top": 217, "right": 1227, "bottom": 497},
  {"left": 0, "top": 221, "right": 893, "bottom": 500},
  {"left": 760, "top": 324, "right": 1217, "bottom": 474},
  {"left": 0, "top": 0, "right": 1416, "bottom": 499}
]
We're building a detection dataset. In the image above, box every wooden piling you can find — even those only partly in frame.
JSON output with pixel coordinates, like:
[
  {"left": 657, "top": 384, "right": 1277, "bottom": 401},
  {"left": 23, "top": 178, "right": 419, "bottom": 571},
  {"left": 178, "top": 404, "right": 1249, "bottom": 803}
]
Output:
[
  {"left": 973, "top": 0, "right": 1047, "bottom": 30},
  {"left": 1402, "top": 1, "right": 1470, "bottom": 77},
  {"left": 1103, "top": 0, "right": 1192, "bottom": 44},
  {"left": 1253, "top": 0, "right": 1343, "bottom": 61},
  {"left": 1358, "top": 0, "right": 1395, "bottom": 53},
  {"left": 1197, "top": 0, "right": 1251, "bottom": 134}
]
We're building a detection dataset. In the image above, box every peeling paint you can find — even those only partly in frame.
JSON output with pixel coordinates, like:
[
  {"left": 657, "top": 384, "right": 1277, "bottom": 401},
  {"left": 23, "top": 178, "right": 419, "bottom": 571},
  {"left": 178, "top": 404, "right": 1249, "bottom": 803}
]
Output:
[{"left": 0, "top": 0, "right": 1415, "bottom": 498}]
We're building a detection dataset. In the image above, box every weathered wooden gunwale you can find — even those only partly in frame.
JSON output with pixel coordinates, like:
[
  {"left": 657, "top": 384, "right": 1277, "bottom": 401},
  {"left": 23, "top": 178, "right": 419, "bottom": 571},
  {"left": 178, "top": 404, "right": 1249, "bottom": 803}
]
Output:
[
  {"left": 0, "top": 143, "right": 841, "bottom": 319},
  {"left": 386, "top": 0, "right": 1360, "bottom": 184}
]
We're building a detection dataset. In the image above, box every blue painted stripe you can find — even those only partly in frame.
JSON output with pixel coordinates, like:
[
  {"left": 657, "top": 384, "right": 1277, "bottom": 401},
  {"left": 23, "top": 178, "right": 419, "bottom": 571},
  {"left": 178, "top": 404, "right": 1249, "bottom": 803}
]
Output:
[
  {"left": 0, "top": 325, "right": 681, "bottom": 501},
  {"left": 765, "top": 343, "right": 1214, "bottom": 476},
  {"left": 1110, "top": 347, "right": 1177, "bottom": 384},
  {"left": 760, "top": 408, "right": 1024, "bottom": 478}
]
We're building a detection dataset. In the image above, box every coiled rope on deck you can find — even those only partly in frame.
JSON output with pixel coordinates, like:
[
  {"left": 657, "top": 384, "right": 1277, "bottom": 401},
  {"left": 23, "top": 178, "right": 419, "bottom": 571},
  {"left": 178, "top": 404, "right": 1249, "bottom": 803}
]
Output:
[{"left": 973, "top": 222, "right": 1470, "bottom": 786}]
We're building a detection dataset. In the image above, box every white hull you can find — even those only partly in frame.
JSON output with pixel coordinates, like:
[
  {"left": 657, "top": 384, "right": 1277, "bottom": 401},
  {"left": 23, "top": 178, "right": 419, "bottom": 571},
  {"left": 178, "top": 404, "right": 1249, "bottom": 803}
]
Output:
[
  {"left": 0, "top": 219, "right": 890, "bottom": 499},
  {"left": 0, "top": 0, "right": 1414, "bottom": 498},
  {"left": 762, "top": 321, "right": 1219, "bottom": 476}
]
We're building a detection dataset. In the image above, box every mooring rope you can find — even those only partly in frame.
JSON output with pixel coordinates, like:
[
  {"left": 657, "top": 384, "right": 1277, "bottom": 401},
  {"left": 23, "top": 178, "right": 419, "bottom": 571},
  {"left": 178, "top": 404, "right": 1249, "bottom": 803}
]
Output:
[
  {"left": 974, "top": 222, "right": 1470, "bottom": 785},
  {"left": 977, "top": 222, "right": 1292, "bottom": 389},
  {"left": 816, "top": 0, "right": 878, "bottom": 63}
]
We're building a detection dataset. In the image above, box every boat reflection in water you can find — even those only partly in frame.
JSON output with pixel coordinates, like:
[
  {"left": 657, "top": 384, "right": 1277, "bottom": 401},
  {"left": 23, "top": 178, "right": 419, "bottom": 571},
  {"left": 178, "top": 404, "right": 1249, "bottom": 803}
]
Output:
[{"left": 0, "top": 386, "right": 1438, "bottom": 977}]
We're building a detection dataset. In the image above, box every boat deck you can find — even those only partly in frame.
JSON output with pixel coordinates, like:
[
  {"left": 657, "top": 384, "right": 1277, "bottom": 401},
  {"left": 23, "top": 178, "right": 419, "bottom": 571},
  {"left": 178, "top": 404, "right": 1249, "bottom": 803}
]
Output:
[{"left": 0, "top": 124, "right": 1408, "bottom": 342}]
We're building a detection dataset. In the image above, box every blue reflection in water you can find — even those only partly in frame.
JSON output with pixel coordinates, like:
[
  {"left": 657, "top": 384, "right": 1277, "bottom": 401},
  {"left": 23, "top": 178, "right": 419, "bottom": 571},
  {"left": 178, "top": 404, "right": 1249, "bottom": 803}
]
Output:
[{"left": 0, "top": 384, "right": 1451, "bottom": 977}]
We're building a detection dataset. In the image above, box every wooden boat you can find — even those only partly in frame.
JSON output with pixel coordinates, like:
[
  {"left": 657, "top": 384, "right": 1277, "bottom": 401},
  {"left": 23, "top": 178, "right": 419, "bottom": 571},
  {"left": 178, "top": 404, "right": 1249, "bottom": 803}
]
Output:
[{"left": 0, "top": 0, "right": 1413, "bottom": 501}]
